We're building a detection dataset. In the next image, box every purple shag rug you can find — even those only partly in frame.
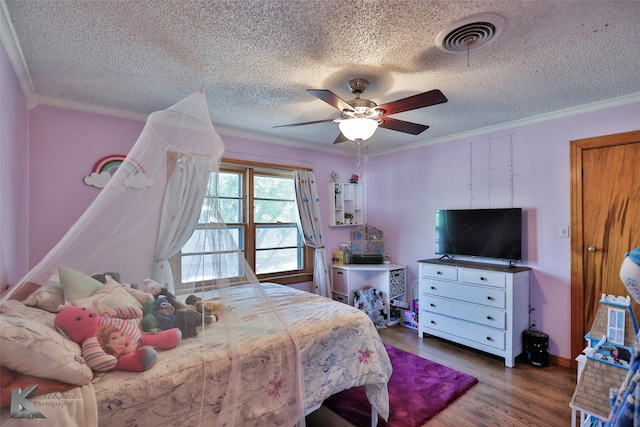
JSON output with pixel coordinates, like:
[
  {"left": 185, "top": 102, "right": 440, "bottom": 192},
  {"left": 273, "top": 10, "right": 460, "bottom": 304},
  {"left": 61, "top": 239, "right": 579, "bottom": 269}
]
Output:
[{"left": 324, "top": 344, "right": 478, "bottom": 427}]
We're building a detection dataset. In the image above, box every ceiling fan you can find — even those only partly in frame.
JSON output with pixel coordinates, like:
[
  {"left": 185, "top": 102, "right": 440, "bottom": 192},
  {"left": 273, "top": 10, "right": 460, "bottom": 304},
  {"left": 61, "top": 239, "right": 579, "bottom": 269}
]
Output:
[{"left": 275, "top": 78, "right": 448, "bottom": 144}]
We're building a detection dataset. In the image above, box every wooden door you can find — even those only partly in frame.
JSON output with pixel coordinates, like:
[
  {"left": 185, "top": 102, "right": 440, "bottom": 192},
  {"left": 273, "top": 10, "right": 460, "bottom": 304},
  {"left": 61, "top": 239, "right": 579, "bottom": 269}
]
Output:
[{"left": 570, "top": 130, "right": 640, "bottom": 366}]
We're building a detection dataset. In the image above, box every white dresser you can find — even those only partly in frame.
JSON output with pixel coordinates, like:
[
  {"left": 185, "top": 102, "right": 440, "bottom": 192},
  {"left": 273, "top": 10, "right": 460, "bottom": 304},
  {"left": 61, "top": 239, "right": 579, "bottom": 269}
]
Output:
[
  {"left": 331, "top": 264, "right": 406, "bottom": 326},
  {"left": 418, "top": 258, "right": 530, "bottom": 367}
]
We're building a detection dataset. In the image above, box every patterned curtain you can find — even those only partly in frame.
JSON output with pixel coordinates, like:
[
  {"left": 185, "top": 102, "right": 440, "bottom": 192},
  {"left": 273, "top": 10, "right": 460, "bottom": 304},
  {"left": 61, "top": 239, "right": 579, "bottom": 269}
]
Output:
[{"left": 293, "top": 170, "right": 331, "bottom": 298}]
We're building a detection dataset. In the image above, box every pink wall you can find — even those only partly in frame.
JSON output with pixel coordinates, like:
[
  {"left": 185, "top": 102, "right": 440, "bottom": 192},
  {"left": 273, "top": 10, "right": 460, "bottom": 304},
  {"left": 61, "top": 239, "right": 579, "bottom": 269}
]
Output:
[
  {"left": 26, "top": 106, "right": 360, "bottom": 291},
  {"left": 365, "top": 100, "right": 640, "bottom": 360},
  {"left": 0, "top": 41, "right": 29, "bottom": 292},
  {"left": 28, "top": 106, "right": 145, "bottom": 267}
]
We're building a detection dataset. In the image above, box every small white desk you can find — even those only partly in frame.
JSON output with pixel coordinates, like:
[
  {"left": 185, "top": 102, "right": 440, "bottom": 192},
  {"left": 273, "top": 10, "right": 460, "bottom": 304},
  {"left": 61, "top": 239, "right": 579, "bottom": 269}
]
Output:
[{"left": 331, "top": 263, "right": 406, "bottom": 326}]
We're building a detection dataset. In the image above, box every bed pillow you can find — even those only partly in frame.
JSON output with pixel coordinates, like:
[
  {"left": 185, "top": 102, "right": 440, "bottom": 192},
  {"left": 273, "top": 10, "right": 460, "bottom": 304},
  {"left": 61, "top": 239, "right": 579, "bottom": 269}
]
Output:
[
  {"left": 20, "top": 270, "right": 65, "bottom": 312},
  {"left": 8, "top": 281, "right": 41, "bottom": 302},
  {"left": 59, "top": 267, "right": 103, "bottom": 302},
  {"left": 71, "top": 278, "right": 143, "bottom": 312},
  {"left": 0, "top": 309, "right": 93, "bottom": 385},
  {"left": 22, "top": 281, "right": 65, "bottom": 312},
  {"left": 124, "top": 286, "right": 155, "bottom": 307}
]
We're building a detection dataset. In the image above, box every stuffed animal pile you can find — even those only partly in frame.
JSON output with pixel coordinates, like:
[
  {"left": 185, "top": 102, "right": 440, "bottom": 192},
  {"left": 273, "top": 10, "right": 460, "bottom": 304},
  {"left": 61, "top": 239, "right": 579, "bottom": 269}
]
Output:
[
  {"left": 54, "top": 306, "right": 181, "bottom": 372},
  {"left": 141, "top": 280, "right": 217, "bottom": 338},
  {"left": 53, "top": 274, "right": 227, "bottom": 373}
]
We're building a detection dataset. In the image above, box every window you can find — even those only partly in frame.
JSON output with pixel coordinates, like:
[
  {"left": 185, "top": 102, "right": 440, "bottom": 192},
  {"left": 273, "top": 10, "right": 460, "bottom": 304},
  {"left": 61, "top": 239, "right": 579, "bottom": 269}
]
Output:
[{"left": 173, "top": 161, "right": 313, "bottom": 292}]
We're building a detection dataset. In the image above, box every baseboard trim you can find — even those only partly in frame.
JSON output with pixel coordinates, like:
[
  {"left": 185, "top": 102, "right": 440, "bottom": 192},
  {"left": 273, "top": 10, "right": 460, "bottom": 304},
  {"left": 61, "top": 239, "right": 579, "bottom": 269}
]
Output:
[{"left": 549, "top": 353, "right": 572, "bottom": 368}]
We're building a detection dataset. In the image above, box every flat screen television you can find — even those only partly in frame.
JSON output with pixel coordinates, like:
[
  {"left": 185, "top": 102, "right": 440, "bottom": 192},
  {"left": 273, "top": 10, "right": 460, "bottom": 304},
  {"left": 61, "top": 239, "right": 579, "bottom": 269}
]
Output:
[{"left": 435, "top": 208, "right": 523, "bottom": 263}]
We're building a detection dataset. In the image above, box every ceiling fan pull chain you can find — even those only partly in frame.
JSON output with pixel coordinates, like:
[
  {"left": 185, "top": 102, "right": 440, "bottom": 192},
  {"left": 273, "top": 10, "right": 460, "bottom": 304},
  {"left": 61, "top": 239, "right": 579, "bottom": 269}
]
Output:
[{"left": 357, "top": 140, "right": 362, "bottom": 169}]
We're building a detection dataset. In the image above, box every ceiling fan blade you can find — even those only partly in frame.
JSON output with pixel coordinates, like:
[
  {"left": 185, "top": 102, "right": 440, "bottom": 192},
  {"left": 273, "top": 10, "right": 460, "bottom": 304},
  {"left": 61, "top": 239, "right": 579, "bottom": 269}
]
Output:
[
  {"left": 273, "top": 118, "right": 336, "bottom": 128},
  {"left": 379, "top": 117, "right": 429, "bottom": 135},
  {"left": 377, "top": 89, "right": 448, "bottom": 116},
  {"left": 333, "top": 132, "right": 349, "bottom": 144},
  {"left": 307, "top": 89, "right": 353, "bottom": 112}
]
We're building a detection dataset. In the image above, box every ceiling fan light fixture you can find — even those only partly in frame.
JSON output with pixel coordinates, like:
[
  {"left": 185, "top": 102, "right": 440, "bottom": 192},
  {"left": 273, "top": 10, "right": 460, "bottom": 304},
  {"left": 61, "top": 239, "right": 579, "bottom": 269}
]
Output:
[{"left": 338, "top": 118, "right": 379, "bottom": 141}]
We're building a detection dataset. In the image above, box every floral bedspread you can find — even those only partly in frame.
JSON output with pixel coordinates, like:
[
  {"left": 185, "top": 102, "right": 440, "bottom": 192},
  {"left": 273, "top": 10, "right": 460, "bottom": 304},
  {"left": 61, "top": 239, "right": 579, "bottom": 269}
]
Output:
[{"left": 90, "top": 283, "right": 392, "bottom": 426}]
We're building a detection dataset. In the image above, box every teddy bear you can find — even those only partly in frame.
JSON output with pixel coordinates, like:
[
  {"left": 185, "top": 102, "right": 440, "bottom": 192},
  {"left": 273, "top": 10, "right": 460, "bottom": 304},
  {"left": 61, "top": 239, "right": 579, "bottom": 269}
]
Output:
[
  {"left": 142, "top": 280, "right": 217, "bottom": 338},
  {"left": 185, "top": 294, "right": 224, "bottom": 321},
  {"left": 153, "top": 295, "right": 176, "bottom": 330},
  {"left": 54, "top": 305, "right": 181, "bottom": 372},
  {"left": 141, "top": 296, "right": 177, "bottom": 332}
]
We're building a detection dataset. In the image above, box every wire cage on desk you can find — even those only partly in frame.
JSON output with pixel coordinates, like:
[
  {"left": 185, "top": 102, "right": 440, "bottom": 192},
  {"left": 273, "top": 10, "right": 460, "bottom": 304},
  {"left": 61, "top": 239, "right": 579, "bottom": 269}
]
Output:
[{"left": 350, "top": 224, "right": 384, "bottom": 264}]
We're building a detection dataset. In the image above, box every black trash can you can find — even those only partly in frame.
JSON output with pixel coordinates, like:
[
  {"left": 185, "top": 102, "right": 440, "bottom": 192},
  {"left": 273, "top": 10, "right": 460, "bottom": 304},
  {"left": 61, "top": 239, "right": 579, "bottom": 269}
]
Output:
[{"left": 523, "top": 329, "right": 549, "bottom": 368}]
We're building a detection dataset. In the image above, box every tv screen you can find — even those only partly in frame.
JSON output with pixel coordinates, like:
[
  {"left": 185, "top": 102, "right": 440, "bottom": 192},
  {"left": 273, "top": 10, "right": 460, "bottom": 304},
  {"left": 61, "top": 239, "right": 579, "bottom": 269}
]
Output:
[{"left": 435, "top": 208, "right": 522, "bottom": 262}]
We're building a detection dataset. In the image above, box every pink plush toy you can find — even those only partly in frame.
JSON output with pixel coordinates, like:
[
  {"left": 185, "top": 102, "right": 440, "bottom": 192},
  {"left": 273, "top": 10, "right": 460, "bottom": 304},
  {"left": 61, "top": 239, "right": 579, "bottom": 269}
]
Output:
[{"left": 54, "top": 306, "right": 181, "bottom": 372}]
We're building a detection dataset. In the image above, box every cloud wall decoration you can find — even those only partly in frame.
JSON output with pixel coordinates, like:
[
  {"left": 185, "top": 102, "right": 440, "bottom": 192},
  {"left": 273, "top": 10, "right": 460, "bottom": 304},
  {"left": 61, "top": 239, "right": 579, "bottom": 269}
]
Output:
[{"left": 84, "top": 154, "right": 153, "bottom": 189}]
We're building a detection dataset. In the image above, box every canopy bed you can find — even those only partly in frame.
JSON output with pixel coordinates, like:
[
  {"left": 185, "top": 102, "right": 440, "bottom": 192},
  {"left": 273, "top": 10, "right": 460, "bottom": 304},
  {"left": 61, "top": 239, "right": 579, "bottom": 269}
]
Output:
[{"left": 0, "top": 91, "right": 391, "bottom": 426}]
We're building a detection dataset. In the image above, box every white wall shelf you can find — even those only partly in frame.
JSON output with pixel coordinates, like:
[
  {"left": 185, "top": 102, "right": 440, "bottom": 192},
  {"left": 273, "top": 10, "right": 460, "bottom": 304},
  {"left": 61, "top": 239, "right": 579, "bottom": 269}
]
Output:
[{"left": 328, "top": 182, "right": 363, "bottom": 227}]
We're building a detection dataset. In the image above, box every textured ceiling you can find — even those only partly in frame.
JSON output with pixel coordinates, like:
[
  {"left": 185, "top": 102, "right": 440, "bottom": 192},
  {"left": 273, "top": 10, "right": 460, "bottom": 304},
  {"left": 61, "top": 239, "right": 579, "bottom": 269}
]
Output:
[{"left": 2, "top": 0, "right": 640, "bottom": 156}]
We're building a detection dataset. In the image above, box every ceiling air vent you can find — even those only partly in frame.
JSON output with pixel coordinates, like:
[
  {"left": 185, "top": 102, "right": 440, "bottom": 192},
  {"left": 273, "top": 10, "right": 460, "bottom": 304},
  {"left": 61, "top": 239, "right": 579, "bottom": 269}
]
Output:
[{"left": 435, "top": 13, "right": 505, "bottom": 53}]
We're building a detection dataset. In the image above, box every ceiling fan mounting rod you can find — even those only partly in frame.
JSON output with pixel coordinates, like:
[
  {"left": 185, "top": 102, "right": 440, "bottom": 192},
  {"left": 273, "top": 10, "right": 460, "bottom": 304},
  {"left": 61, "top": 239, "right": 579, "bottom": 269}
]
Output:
[
  {"left": 342, "top": 78, "right": 383, "bottom": 119},
  {"left": 347, "top": 78, "right": 369, "bottom": 94}
]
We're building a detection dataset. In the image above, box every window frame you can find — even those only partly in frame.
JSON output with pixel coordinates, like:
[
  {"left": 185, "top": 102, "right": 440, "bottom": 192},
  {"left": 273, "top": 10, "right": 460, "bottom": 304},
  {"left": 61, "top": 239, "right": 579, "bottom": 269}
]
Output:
[{"left": 171, "top": 159, "right": 313, "bottom": 289}]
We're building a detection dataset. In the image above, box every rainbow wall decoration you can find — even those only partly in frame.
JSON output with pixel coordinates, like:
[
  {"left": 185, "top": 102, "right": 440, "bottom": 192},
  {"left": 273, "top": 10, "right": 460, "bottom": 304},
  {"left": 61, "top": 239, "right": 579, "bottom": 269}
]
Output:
[{"left": 84, "top": 154, "right": 153, "bottom": 189}]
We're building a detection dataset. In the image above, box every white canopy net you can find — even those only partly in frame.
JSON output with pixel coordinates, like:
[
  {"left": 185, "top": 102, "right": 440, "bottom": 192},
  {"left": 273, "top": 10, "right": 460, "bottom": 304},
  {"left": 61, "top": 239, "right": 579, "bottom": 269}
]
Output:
[{"left": 2, "top": 90, "right": 306, "bottom": 426}]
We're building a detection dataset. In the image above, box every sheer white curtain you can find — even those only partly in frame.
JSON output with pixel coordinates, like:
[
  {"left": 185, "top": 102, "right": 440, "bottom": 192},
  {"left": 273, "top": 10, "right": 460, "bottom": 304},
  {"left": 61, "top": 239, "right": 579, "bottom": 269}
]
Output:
[
  {"left": 293, "top": 170, "right": 331, "bottom": 298},
  {"left": 152, "top": 155, "right": 213, "bottom": 292}
]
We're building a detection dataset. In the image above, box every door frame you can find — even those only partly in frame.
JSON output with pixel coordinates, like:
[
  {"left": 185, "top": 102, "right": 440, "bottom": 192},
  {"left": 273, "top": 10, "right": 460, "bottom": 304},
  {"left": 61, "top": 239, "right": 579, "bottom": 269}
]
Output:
[{"left": 570, "top": 129, "right": 640, "bottom": 366}]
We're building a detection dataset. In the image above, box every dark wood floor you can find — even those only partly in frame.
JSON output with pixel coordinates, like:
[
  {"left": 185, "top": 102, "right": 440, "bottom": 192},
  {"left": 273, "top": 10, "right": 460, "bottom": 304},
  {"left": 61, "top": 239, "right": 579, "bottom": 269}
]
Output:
[{"left": 306, "top": 325, "right": 577, "bottom": 426}]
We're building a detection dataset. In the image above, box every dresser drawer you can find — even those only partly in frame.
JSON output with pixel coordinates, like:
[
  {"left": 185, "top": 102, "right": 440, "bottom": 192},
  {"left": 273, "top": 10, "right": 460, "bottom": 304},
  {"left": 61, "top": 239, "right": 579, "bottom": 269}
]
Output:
[
  {"left": 422, "top": 295, "right": 506, "bottom": 329},
  {"left": 332, "top": 292, "right": 349, "bottom": 305},
  {"left": 421, "top": 279, "right": 506, "bottom": 309},
  {"left": 461, "top": 268, "right": 506, "bottom": 288},
  {"left": 422, "top": 311, "right": 506, "bottom": 351},
  {"left": 421, "top": 263, "right": 458, "bottom": 281}
]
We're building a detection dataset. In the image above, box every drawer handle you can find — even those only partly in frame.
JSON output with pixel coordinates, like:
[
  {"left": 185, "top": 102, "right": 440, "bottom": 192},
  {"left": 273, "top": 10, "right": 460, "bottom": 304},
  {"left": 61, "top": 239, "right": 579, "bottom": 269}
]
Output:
[
  {"left": 437, "top": 271, "right": 443, "bottom": 275},
  {"left": 486, "top": 296, "right": 494, "bottom": 300},
  {"left": 480, "top": 276, "right": 488, "bottom": 281},
  {"left": 486, "top": 316, "right": 493, "bottom": 320},
  {"left": 337, "top": 271, "right": 344, "bottom": 275},
  {"left": 430, "top": 286, "right": 436, "bottom": 290},
  {"left": 430, "top": 303, "right": 435, "bottom": 307},
  {"left": 430, "top": 320, "right": 436, "bottom": 324},
  {"left": 486, "top": 336, "right": 492, "bottom": 341}
]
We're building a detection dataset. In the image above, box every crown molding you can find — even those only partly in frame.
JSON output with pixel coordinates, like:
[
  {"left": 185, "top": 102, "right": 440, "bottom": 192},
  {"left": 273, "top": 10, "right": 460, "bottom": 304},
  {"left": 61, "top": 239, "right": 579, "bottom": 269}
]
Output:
[
  {"left": 374, "top": 91, "right": 640, "bottom": 157},
  {"left": 35, "top": 94, "right": 148, "bottom": 121}
]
